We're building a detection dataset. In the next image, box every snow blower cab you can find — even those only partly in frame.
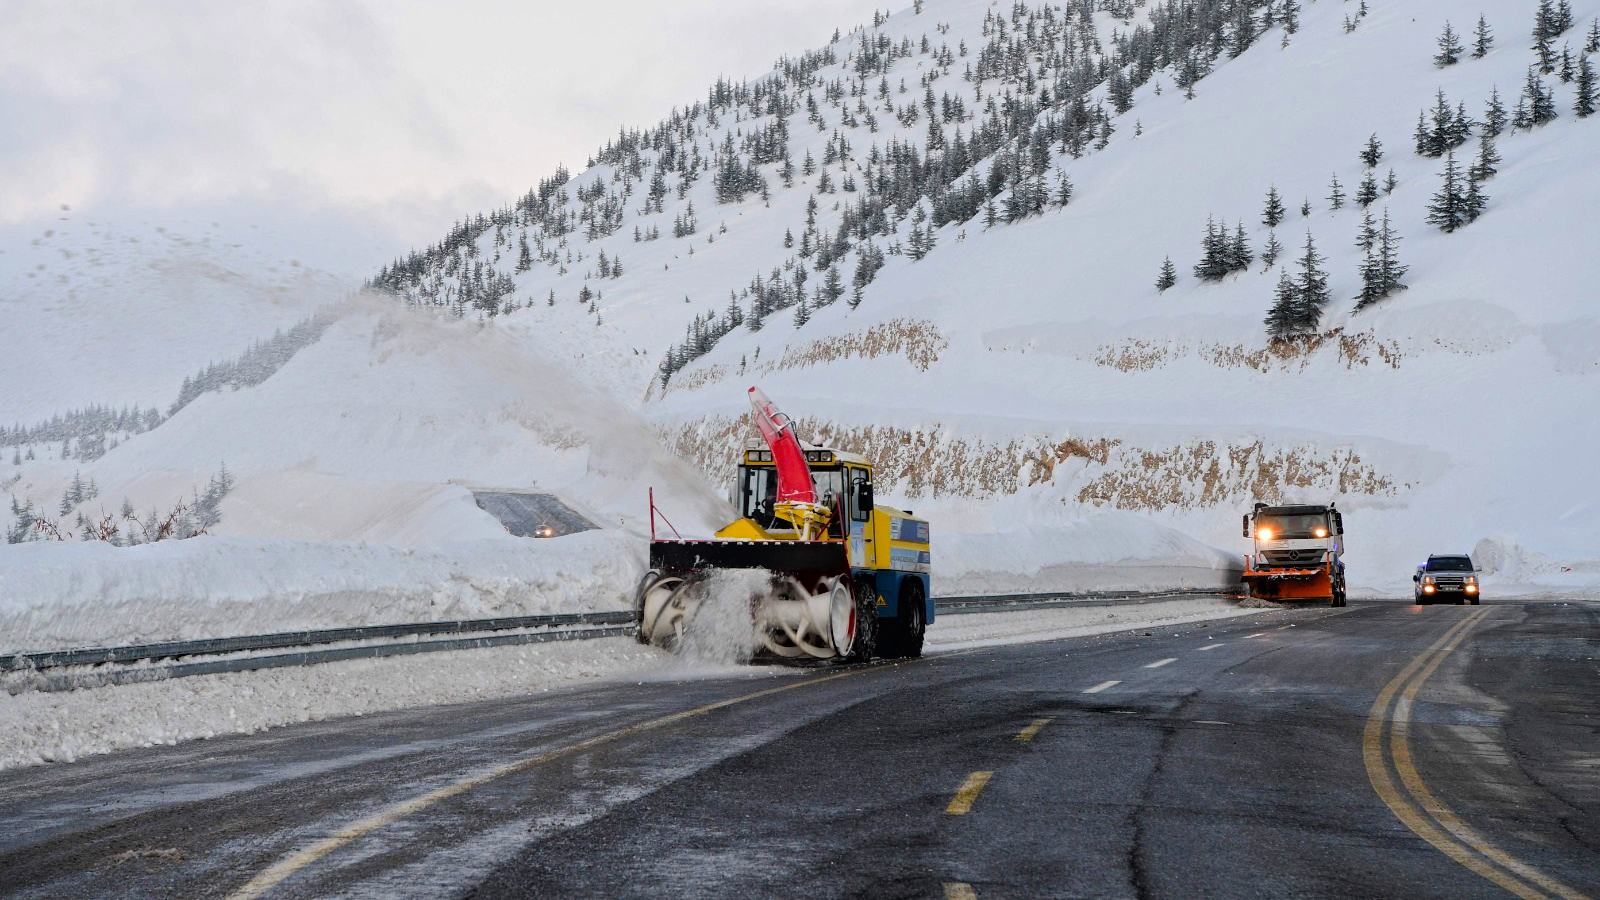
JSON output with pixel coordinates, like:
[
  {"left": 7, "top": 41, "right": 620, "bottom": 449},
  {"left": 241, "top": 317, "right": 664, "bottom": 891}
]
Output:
[
  {"left": 1240, "top": 502, "right": 1347, "bottom": 607},
  {"left": 634, "top": 387, "right": 932, "bottom": 661}
]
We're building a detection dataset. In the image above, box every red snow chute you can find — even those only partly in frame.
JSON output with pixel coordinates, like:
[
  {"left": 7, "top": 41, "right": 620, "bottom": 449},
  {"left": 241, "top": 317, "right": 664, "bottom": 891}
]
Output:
[{"left": 748, "top": 386, "right": 816, "bottom": 506}]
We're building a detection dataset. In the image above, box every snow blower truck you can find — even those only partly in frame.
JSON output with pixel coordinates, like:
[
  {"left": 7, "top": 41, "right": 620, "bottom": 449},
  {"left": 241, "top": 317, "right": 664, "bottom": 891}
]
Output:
[
  {"left": 633, "top": 387, "right": 932, "bottom": 661},
  {"left": 1241, "top": 502, "right": 1347, "bottom": 607}
]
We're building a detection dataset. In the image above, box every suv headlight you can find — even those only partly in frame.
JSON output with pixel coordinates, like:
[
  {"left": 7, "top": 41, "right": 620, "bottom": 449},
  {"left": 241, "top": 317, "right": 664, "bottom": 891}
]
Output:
[
  {"left": 1422, "top": 575, "right": 1436, "bottom": 585},
  {"left": 1465, "top": 575, "right": 1477, "bottom": 584}
]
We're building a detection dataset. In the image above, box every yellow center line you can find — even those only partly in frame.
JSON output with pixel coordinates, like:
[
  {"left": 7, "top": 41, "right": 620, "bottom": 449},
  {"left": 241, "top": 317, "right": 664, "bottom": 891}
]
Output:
[
  {"left": 943, "top": 882, "right": 979, "bottom": 899},
  {"left": 1363, "top": 608, "right": 1589, "bottom": 900},
  {"left": 228, "top": 662, "right": 905, "bottom": 899},
  {"left": 946, "top": 770, "right": 994, "bottom": 815},
  {"left": 1390, "top": 610, "right": 1587, "bottom": 900},
  {"left": 1014, "top": 717, "right": 1053, "bottom": 742}
]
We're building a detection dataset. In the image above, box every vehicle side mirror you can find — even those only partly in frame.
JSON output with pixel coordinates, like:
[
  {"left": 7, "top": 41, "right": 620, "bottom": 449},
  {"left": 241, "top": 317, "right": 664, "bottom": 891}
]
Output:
[
  {"left": 857, "top": 481, "right": 874, "bottom": 512},
  {"left": 1242, "top": 515, "right": 1249, "bottom": 538},
  {"left": 1332, "top": 511, "right": 1343, "bottom": 534},
  {"left": 1412, "top": 574, "right": 1420, "bottom": 582}
]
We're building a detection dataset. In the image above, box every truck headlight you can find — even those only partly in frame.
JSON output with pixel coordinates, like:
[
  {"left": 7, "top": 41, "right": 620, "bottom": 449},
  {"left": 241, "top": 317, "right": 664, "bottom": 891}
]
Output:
[
  {"left": 1313, "top": 527, "right": 1328, "bottom": 538},
  {"left": 1256, "top": 527, "right": 1274, "bottom": 541}
]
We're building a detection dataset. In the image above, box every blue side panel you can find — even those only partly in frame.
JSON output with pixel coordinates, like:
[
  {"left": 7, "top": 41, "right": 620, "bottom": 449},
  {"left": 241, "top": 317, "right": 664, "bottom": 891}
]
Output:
[{"left": 853, "top": 570, "right": 933, "bottom": 622}]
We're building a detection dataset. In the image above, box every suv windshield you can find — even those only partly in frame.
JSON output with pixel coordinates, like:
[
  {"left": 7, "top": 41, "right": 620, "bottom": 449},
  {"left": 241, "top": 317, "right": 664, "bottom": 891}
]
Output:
[
  {"left": 1426, "top": 556, "right": 1473, "bottom": 571},
  {"left": 1257, "top": 513, "right": 1330, "bottom": 539}
]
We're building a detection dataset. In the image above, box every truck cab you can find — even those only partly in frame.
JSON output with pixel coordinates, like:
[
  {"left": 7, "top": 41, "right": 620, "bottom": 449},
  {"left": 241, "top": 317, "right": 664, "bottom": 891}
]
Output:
[{"left": 1241, "top": 503, "right": 1347, "bottom": 606}]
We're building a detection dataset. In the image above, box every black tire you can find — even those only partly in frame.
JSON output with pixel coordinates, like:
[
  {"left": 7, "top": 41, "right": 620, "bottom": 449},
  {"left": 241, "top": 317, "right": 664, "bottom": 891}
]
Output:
[
  {"left": 1470, "top": 597, "right": 1481, "bottom": 605},
  {"left": 880, "top": 579, "right": 927, "bottom": 659},
  {"left": 842, "top": 580, "right": 879, "bottom": 663}
]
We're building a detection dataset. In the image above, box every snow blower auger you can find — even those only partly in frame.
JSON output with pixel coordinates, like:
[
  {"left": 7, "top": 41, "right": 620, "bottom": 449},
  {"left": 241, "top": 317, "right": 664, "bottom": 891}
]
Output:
[{"left": 633, "top": 386, "right": 932, "bottom": 662}]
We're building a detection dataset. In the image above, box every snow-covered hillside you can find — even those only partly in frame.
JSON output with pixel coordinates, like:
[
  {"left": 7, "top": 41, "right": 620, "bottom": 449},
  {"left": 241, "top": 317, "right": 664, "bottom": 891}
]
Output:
[
  {"left": 364, "top": 0, "right": 1600, "bottom": 589},
  {"left": 5, "top": 0, "right": 1600, "bottom": 654}
]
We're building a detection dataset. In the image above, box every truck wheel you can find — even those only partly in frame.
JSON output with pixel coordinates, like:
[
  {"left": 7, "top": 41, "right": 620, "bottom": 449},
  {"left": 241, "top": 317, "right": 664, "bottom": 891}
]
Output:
[
  {"left": 880, "top": 580, "right": 926, "bottom": 659},
  {"left": 843, "top": 581, "right": 879, "bottom": 663}
]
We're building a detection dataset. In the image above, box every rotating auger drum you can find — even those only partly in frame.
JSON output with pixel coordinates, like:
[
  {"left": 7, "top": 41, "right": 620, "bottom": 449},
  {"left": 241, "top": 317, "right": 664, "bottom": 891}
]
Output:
[{"left": 632, "top": 537, "right": 872, "bottom": 660}]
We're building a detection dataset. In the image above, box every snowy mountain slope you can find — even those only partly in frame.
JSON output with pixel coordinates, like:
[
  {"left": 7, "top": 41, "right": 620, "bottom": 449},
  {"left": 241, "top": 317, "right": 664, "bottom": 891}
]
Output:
[
  {"left": 358, "top": 0, "right": 1599, "bottom": 592},
  {"left": 0, "top": 209, "right": 371, "bottom": 423}
]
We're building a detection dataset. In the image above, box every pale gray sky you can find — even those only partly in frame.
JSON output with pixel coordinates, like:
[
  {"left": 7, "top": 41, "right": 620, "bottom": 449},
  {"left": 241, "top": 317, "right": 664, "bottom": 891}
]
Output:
[{"left": 0, "top": 0, "right": 884, "bottom": 272}]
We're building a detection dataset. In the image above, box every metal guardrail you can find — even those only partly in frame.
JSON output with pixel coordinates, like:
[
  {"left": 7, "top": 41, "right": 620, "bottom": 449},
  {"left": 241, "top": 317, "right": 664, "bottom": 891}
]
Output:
[
  {"left": 2, "top": 589, "right": 1234, "bottom": 694},
  {"left": 0, "top": 610, "right": 635, "bottom": 673},
  {"left": 937, "top": 587, "right": 1228, "bottom": 615},
  {"left": 15, "top": 625, "right": 635, "bottom": 694}
]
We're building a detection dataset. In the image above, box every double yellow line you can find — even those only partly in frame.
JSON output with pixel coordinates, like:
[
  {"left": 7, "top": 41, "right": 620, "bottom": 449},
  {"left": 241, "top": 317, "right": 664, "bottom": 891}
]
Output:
[{"left": 1363, "top": 607, "right": 1587, "bottom": 900}]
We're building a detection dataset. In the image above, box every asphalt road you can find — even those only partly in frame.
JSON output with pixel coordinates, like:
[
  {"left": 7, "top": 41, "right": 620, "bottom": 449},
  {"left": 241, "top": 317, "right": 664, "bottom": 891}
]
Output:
[{"left": 1, "top": 597, "right": 1595, "bottom": 899}]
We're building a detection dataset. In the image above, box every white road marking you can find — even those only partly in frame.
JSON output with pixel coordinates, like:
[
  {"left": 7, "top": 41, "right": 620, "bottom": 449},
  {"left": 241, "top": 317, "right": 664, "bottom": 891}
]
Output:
[
  {"left": 1245, "top": 632, "right": 1270, "bottom": 638},
  {"left": 1084, "top": 680, "right": 1121, "bottom": 693},
  {"left": 1145, "top": 658, "right": 1177, "bottom": 668},
  {"left": 1199, "top": 643, "right": 1226, "bottom": 651}
]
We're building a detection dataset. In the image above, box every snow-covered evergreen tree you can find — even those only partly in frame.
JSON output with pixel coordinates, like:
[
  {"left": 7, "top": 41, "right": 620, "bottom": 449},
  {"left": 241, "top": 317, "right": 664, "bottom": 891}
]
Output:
[
  {"left": 1435, "top": 22, "right": 1464, "bottom": 67},
  {"left": 1262, "top": 185, "right": 1285, "bottom": 228},
  {"left": 1156, "top": 257, "right": 1178, "bottom": 293}
]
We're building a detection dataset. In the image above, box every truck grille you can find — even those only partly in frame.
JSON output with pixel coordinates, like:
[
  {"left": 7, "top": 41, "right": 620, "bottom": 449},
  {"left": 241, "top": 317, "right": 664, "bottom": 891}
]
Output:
[
  {"left": 1434, "top": 576, "right": 1465, "bottom": 586},
  {"left": 1262, "top": 549, "right": 1326, "bottom": 567}
]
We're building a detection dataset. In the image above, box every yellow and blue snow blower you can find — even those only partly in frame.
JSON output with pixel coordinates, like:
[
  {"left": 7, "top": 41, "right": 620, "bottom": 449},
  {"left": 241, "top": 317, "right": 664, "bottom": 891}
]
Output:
[{"left": 634, "top": 387, "right": 931, "bottom": 661}]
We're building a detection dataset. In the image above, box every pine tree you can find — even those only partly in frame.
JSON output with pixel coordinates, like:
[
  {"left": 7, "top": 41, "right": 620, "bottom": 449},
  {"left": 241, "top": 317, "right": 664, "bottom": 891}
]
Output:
[
  {"left": 1301, "top": 198, "right": 1312, "bottom": 217},
  {"left": 1384, "top": 168, "right": 1399, "bottom": 195},
  {"left": 1523, "top": 67, "right": 1558, "bottom": 125},
  {"left": 1474, "top": 15, "right": 1494, "bottom": 58},
  {"left": 1469, "top": 134, "right": 1501, "bottom": 181},
  {"left": 1356, "top": 209, "right": 1409, "bottom": 311},
  {"left": 1587, "top": 19, "right": 1600, "bottom": 54},
  {"left": 1356, "top": 209, "right": 1377, "bottom": 253},
  {"left": 1575, "top": 54, "right": 1597, "bottom": 118},
  {"left": 1230, "top": 221, "right": 1253, "bottom": 272},
  {"left": 1360, "top": 134, "right": 1383, "bottom": 168},
  {"left": 1193, "top": 217, "right": 1231, "bottom": 281},
  {"left": 1484, "top": 87, "right": 1508, "bottom": 136},
  {"left": 1264, "top": 269, "right": 1302, "bottom": 339},
  {"left": 1355, "top": 170, "right": 1379, "bottom": 207},
  {"left": 1261, "top": 231, "right": 1283, "bottom": 269},
  {"left": 1426, "top": 152, "right": 1476, "bottom": 232},
  {"left": 1262, "top": 185, "right": 1286, "bottom": 227},
  {"left": 1327, "top": 173, "right": 1345, "bottom": 210},
  {"left": 1435, "top": 21, "right": 1464, "bottom": 66},
  {"left": 793, "top": 296, "right": 811, "bottom": 328},
  {"left": 1054, "top": 170, "right": 1074, "bottom": 207},
  {"left": 1462, "top": 171, "right": 1488, "bottom": 223},
  {"left": 1156, "top": 257, "right": 1178, "bottom": 292},
  {"left": 1294, "top": 232, "right": 1331, "bottom": 333}
]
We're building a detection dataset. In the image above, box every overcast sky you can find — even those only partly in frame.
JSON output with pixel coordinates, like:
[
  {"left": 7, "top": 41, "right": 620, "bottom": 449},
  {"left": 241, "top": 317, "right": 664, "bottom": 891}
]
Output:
[{"left": 0, "top": 0, "right": 884, "bottom": 272}]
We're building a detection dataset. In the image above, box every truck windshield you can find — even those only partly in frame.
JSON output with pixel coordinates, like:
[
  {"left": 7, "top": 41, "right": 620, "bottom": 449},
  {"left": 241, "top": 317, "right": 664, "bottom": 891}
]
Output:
[
  {"left": 1257, "top": 513, "right": 1329, "bottom": 538},
  {"left": 1426, "top": 557, "right": 1473, "bottom": 571},
  {"left": 739, "top": 466, "right": 845, "bottom": 532}
]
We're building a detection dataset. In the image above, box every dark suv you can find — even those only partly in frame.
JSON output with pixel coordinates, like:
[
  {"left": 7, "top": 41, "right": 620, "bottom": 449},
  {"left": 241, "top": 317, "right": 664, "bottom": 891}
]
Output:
[{"left": 1413, "top": 555, "right": 1481, "bottom": 605}]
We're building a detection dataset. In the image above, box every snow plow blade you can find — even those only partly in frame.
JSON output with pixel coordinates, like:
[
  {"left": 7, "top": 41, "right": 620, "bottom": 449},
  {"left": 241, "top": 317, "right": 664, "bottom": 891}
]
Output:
[
  {"left": 1241, "top": 566, "right": 1334, "bottom": 600},
  {"left": 648, "top": 539, "right": 848, "bottom": 575}
]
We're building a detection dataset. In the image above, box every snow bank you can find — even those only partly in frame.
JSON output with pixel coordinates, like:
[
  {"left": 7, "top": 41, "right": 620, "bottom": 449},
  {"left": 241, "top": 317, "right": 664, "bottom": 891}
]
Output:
[
  {"left": 0, "top": 530, "right": 644, "bottom": 652},
  {"left": 936, "top": 511, "right": 1241, "bottom": 596},
  {"left": 0, "top": 595, "right": 1262, "bottom": 772},
  {"left": 1469, "top": 535, "right": 1600, "bottom": 595}
]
